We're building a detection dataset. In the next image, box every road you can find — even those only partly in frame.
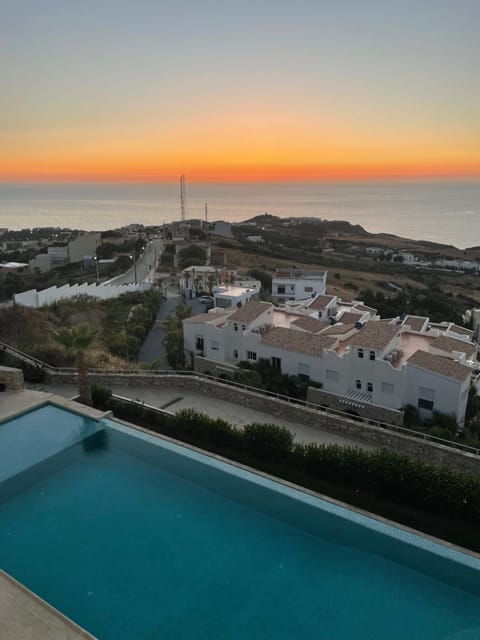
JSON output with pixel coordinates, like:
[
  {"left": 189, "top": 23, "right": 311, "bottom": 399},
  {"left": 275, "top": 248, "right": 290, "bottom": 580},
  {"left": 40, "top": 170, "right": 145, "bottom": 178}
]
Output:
[
  {"left": 106, "top": 239, "right": 163, "bottom": 285},
  {"left": 138, "top": 293, "right": 205, "bottom": 365}
]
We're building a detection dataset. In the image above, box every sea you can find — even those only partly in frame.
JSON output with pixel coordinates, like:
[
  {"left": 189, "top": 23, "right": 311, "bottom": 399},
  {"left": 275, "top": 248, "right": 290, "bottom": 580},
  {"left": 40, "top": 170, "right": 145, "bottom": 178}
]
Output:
[{"left": 0, "top": 180, "right": 479, "bottom": 249}]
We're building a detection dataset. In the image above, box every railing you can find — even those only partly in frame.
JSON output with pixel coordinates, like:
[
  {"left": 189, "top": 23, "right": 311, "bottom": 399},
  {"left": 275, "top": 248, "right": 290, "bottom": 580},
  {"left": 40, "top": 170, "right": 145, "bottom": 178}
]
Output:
[{"left": 2, "top": 338, "right": 480, "bottom": 457}]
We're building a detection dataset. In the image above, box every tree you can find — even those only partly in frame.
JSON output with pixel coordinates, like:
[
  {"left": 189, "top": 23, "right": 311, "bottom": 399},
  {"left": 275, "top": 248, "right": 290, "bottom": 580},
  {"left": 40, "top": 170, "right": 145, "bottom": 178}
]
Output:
[
  {"left": 163, "top": 303, "right": 191, "bottom": 369},
  {"left": 177, "top": 245, "right": 207, "bottom": 269},
  {"left": 55, "top": 325, "right": 97, "bottom": 405}
]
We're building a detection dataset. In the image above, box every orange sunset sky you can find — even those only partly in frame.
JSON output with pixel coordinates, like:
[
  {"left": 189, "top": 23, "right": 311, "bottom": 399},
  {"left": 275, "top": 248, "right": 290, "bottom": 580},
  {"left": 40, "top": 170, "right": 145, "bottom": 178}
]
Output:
[{"left": 2, "top": 1, "right": 479, "bottom": 183}]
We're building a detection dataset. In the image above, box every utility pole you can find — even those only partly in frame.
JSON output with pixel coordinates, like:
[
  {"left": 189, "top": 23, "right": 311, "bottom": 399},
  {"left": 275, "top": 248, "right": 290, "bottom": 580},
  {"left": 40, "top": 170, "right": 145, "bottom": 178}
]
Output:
[
  {"left": 180, "top": 175, "right": 186, "bottom": 221},
  {"left": 204, "top": 203, "right": 208, "bottom": 222}
]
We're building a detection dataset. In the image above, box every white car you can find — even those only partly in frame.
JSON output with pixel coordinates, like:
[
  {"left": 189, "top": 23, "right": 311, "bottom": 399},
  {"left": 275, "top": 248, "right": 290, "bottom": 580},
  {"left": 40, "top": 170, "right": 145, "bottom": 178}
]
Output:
[{"left": 199, "top": 295, "right": 214, "bottom": 304}]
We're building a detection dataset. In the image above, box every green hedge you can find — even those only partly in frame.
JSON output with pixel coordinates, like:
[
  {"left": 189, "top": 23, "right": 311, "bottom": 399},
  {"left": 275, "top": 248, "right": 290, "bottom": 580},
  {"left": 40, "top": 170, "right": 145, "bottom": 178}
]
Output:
[{"left": 91, "top": 386, "right": 480, "bottom": 529}]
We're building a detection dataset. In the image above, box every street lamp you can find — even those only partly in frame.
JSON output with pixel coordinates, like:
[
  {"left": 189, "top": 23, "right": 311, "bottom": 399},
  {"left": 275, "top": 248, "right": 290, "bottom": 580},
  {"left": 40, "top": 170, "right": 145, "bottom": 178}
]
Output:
[
  {"left": 94, "top": 255, "right": 99, "bottom": 283},
  {"left": 129, "top": 254, "right": 137, "bottom": 284}
]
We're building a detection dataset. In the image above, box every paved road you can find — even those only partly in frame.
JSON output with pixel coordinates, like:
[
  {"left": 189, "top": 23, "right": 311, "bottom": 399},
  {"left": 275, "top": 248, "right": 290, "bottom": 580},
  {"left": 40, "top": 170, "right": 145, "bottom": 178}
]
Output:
[
  {"left": 138, "top": 293, "right": 205, "bottom": 365},
  {"left": 107, "top": 239, "right": 162, "bottom": 285}
]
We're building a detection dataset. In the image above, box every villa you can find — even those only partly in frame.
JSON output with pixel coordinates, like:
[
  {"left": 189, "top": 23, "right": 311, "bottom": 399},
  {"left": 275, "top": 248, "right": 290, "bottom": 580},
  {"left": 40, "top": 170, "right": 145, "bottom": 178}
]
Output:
[{"left": 183, "top": 292, "right": 479, "bottom": 425}]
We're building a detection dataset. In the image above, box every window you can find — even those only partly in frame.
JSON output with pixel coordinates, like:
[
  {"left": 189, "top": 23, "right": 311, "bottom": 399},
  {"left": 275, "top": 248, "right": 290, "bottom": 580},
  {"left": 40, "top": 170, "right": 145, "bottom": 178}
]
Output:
[
  {"left": 233, "top": 350, "right": 239, "bottom": 359},
  {"left": 247, "top": 351, "right": 257, "bottom": 361},
  {"left": 381, "top": 382, "right": 394, "bottom": 394},
  {"left": 305, "top": 286, "right": 313, "bottom": 293},
  {"left": 418, "top": 398, "right": 434, "bottom": 411},
  {"left": 369, "top": 350, "right": 376, "bottom": 361},
  {"left": 211, "top": 340, "right": 219, "bottom": 351},
  {"left": 195, "top": 337, "right": 204, "bottom": 352},
  {"left": 418, "top": 387, "right": 435, "bottom": 411},
  {"left": 234, "top": 323, "right": 238, "bottom": 332},
  {"left": 272, "top": 356, "right": 282, "bottom": 371},
  {"left": 241, "top": 324, "right": 246, "bottom": 331},
  {"left": 367, "top": 382, "right": 373, "bottom": 393},
  {"left": 277, "top": 285, "right": 286, "bottom": 295},
  {"left": 356, "top": 380, "right": 362, "bottom": 390},
  {"left": 358, "top": 348, "right": 364, "bottom": 359},
  {"left": 326, "top": 369, "right": 339, "bottom": 382}
]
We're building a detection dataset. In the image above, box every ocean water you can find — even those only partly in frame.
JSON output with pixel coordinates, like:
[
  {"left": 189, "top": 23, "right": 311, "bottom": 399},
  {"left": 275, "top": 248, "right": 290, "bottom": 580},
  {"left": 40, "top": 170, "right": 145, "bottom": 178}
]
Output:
[
  {"left": 1, "top": 409, "right": 480, "bottom": 640},
  {"left": 0, "top": 180, "right": 479, "bottom": 249}
]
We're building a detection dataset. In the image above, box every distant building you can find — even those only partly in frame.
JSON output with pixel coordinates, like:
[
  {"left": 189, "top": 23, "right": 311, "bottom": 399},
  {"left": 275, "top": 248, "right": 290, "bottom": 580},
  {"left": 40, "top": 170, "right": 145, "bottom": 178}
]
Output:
[
  {"left": 214, "top": 221, "right": 233, "bottom": 238},
  {"left": 213, "top": 283, "right": 261, "bottom": 309},
  {"left": 0, "top": 262, "right": 29, "bottom": 275},
  {"left": 246, "top": 235, "right": 263, "bottom": 243},
  {"left": 68, "top": 233, "right": 101, "bottom": 264},
  {"left": 272, "top": 269, "right": 327, "bottom": 301},
  {"left": 29, "top": 253, "right": 53, "bottom": 273}
]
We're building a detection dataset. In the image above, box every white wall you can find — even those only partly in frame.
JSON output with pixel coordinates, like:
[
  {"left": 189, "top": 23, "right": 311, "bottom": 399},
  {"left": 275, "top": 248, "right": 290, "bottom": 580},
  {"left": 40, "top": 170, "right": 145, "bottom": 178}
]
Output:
[
  {"left": 14, "top": 282, "right": 151, "bottom": 308},
  {"left": 403, "top": 363, "right": 469, "bottom": 424}
]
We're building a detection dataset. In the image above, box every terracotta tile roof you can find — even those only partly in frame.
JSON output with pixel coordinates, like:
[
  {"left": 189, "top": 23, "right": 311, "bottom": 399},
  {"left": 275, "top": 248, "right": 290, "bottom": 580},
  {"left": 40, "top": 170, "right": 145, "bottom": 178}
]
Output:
[
  {"left": 291, "top": 316, "right": 330, "bottom": 333},
  {"left": 403, "top": 315, "right": 429, "bottom": 332},
  {"left": 308, "top": 294, "right": 336, "bottom": 310},
  {"left": 407, "top": 350, "right": 471, "bottom": 382},
  {"left": 432, "top": 335, "right": 477, "bottom": 359},
  {"left": 183, "top": 312, "right": 228, "bottom": 323},
  {"left": 338, "top": 311, "right": 365, "bottom": 325},
  {"left": 347, "top": 322, "right": 400, "bottom": 351},
  {"left": 321, "top": 322, "right": 356, "bottom": 336},
  {"left": 448, "top": 324, "right": 474, "bottom": 338},
  {"left": 229, "top": 301, "right": 272, "bottom": 324},
  {"left": 261, "top": 326, "right": 337, "bottom": 357},
  {"left": 353, "top": 304, "right": 377, "bottom": 314}
]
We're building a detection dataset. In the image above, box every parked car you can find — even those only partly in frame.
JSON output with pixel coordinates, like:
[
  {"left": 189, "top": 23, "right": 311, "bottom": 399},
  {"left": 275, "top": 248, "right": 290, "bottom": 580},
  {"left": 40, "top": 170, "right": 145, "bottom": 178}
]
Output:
[{"left": 199, "top": 295, "right": 214, "bottom": 304}]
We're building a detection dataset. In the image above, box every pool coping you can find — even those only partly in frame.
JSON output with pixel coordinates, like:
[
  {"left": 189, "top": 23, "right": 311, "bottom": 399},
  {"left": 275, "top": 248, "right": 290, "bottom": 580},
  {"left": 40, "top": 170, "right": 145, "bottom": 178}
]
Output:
[
  {"left": 0, "top": 395, "right": 112, "bottom": 426},
  {"left": 107, "top": 414, "right": 480, "bottom": 564},
  {"left": 0, "top": 569, "right": 96, "bottom": 640}
]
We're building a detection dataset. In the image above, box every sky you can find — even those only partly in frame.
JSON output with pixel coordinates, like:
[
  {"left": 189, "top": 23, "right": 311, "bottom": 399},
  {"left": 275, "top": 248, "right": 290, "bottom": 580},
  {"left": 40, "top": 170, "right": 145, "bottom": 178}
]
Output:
[{"left": 1, "top": 0, "right": 479, "bottom": 182}]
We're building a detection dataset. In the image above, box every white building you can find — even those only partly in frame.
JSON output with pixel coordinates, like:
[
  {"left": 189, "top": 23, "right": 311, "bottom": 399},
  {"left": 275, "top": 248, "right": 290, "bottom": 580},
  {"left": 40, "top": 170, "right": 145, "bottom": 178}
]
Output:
[
  {"left": 272, "top": 269, "right": 327, "bottom": 301},
  {"left": 213, "top": 283, "right": 260, "bottom": 309},
  {"left": 183, "top": 298, "right": 477, "bottom": 425}
]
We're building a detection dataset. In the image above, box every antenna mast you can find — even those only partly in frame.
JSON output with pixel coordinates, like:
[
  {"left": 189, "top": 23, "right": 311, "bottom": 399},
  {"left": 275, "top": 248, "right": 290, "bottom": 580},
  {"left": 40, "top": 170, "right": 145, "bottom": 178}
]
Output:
[
  {"left": 204, "top": 203, "right": 208, "bottom": 222},
  {"left": 180, "top": 174, "right": 186, "bottom": 221}
]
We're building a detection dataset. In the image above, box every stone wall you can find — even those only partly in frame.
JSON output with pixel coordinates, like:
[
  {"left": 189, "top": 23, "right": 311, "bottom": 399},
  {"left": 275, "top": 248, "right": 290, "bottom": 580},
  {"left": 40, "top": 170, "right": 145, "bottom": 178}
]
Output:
[
  {"left": 0, "top": 366, "right": 24, "bottom": 391},
  {"left": 46, "top": 370, "right": 480, "bottom": 475},
  {"left": 193, "top": 355, "right": 238, "bottom": 378},
  {"left": 306, "top": 387, "right": 404, "bottom": 427}
]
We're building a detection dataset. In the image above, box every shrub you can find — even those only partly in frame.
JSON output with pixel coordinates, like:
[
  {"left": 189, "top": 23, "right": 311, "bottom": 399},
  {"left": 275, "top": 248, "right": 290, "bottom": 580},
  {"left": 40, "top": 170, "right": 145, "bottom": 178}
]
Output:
[
  {"left": 91, "top": 385, "right": 112, "bottom": 410},
  {"left": 243, "top": 423, "right": 294, "bottom": 460}
]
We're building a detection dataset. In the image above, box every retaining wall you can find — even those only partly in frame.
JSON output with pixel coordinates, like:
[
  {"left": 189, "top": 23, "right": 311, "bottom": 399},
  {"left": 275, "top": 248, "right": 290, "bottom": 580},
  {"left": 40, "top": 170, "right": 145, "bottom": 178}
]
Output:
[
  {"left": 46, "top": 370, "right": 480, "bottom": 475},
  {"left": 0, "top": 366, "right": 24, "bottom": 391}
]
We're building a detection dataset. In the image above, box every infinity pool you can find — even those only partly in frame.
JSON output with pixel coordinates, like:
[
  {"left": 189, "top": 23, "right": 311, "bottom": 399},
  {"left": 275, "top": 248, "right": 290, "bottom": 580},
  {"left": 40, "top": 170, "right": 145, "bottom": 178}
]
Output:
[{"left": 1, "top": 404, "right": 480, "bottom": 639}]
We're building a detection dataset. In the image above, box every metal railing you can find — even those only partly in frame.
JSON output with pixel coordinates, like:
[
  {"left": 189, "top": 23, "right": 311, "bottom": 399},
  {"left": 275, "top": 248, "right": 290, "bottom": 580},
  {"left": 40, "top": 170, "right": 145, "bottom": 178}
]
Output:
[{"left": 2, "top": 339, "right": 480, "bottom": 457}]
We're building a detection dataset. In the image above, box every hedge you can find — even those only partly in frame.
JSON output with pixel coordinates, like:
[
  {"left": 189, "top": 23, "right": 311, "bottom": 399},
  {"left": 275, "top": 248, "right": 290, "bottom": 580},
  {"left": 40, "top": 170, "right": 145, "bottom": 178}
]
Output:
[{"left": 91, "top": 386, "right": 480, "bottom": 529}]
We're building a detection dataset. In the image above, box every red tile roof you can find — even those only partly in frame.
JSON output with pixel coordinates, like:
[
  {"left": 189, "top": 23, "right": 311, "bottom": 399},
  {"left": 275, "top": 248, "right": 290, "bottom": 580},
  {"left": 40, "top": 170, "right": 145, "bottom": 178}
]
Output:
[
  {"left": 229, "top": 301, "right": 272, "bottom": 324},
  {"left": 308, "top": 294, "right": 336, "bottom": 310},
  {"left": 403, "top": 315, "right": 429, "bottom": 332},
  {"left": 431, "top": 335, "right": 477, "bottom": 360},
  {"left": 261, "top": 327, "right": 337, "bottom": 357},
  {"left": 291, "top": 316, "right": 330, "bottom": 333},
  {"left": 347, "top": 322, "right": 400, "bottom": 350},
  {"left": 407, "top": 350, "right": 471, "bottom": 382}
]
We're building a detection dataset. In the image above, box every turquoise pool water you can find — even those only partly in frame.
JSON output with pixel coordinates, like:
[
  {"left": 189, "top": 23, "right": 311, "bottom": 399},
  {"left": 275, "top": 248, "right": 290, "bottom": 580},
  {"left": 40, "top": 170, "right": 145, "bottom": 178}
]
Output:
[{"left": 1, "top": 406, "right": 480, "bottom": 639}]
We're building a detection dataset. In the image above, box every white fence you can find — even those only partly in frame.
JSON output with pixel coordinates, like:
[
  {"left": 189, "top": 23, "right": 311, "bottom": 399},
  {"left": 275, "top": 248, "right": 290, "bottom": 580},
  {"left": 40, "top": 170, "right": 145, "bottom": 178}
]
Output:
[{"left": 14, "top": 282, "right": 152, "bottom": 308}]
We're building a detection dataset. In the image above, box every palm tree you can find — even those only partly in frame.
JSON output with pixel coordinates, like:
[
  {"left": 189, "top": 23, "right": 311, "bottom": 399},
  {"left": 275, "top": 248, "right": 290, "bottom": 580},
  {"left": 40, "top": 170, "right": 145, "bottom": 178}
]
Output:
[{"left": 55, "top": 325, "right": 97, "bottom": 406}]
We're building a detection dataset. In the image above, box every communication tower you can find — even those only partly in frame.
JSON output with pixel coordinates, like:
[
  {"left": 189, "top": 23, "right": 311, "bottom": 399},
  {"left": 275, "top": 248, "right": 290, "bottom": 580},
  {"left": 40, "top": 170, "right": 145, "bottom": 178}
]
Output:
[{"left": 180, "top": 174, "right": 186, "bottom": 221}]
